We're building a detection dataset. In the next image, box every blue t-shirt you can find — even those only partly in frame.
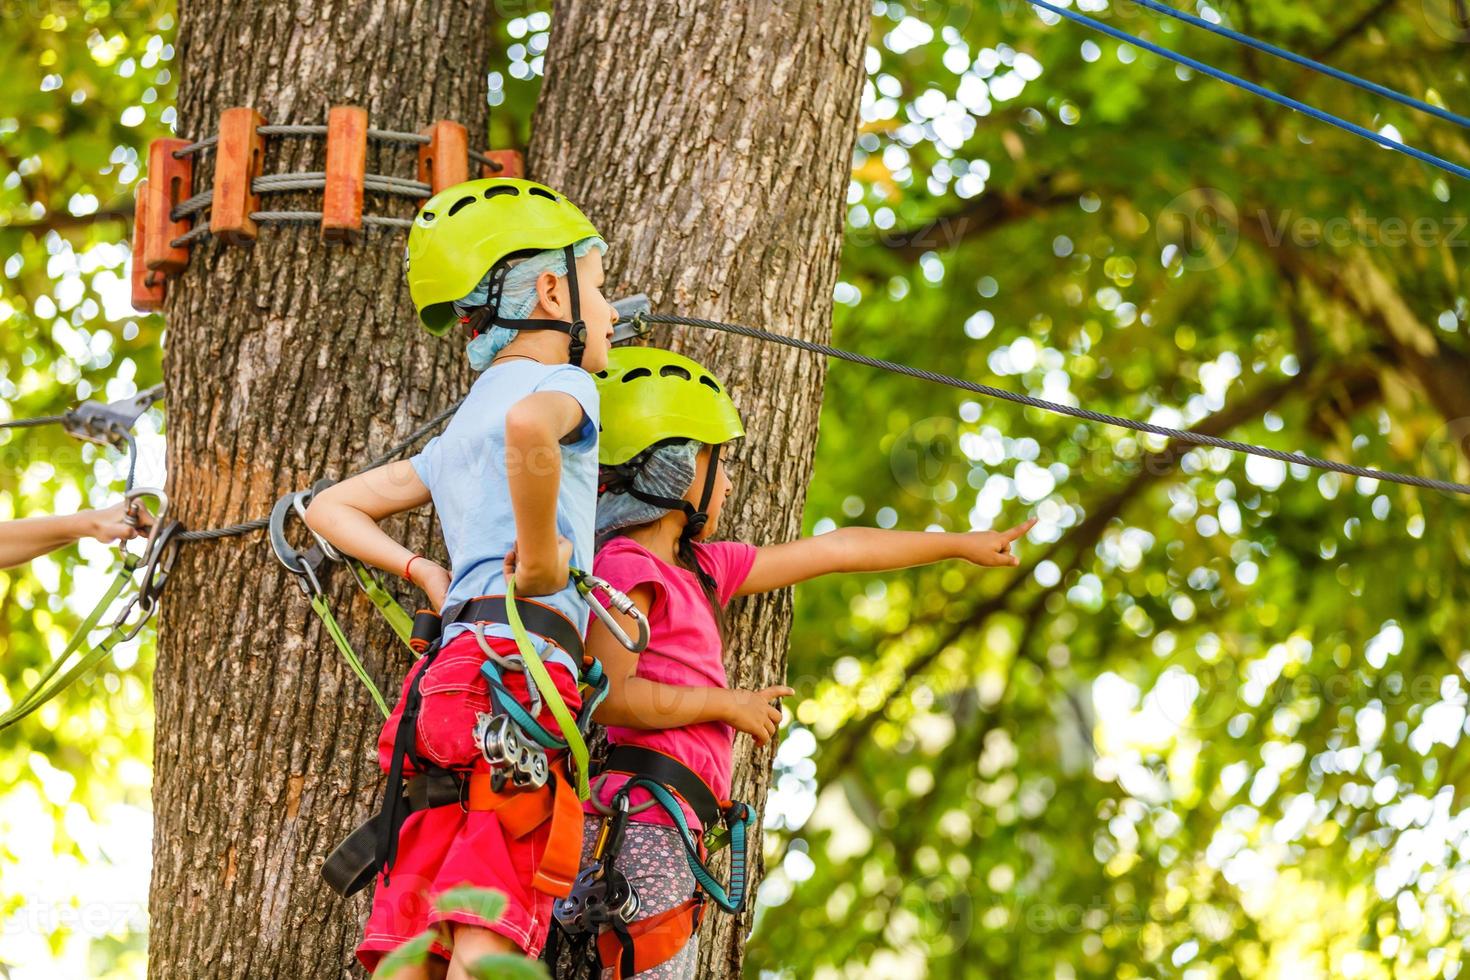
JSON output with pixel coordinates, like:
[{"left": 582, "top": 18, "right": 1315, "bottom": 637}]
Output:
[{"left": 410, "top": 360, "right": 599, "bottom": 667}]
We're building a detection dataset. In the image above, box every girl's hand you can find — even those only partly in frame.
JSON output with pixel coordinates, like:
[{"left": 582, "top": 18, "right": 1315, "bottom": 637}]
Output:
[
  {"left": 720, "top": 685, "right": 794, "bottom": 745},
  {"left": 956, "top": 517, "right": 1037, "bottom": 567},
  {"left": 85, "top": 501, "right": 150, "bottom": 545},
  {"left": 409, "top": 558, "right": 452, "bottom": 612}
]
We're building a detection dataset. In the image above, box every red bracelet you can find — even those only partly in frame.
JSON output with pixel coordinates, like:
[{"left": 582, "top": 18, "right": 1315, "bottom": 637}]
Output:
[{"left": 404, "top": 554, "right": 424, "bottom": 581}]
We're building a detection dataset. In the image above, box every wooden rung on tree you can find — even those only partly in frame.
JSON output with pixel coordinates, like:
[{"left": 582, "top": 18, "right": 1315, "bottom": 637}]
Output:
[
  {"left": 210, "top": 107, "right": 267, "bottom": 245},
  {"left": 418, "top": 120, "right": 469, "bottom": 196},
  {"left": 130, "top": 179, "right": 166, "bottom": 312},
  {"left": 143, "top": 138, "right": 194, "bottom": 275},
  {"left": 322, "top": 106, "right": 368, "bottom": 241},
  {"left": 479, "top": 150, "right": 524, "bottom": 179}
]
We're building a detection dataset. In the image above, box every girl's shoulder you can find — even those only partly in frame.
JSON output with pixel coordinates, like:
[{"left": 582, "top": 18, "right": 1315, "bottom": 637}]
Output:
[{"left": 594, "top": 536, "right": 678, "bottom": 585}]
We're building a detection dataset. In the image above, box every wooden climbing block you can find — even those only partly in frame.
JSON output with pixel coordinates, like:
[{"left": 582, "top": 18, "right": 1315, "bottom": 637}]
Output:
[
  {"left": 479, "top": 150, "right": 524, "bottom": 179},
  {"left": 210, "top": 107, "right": 267, "bottom": 245},
  {"left": 143, "top": 137, "right": 194, "bottom": 274},
  {"left": 322, "top": 105, "right": 368, "bottom": 241},
  {"left": 130, "top": 180, "right": 166, "bottom": 311},
  {"left": 418, "top": 120, "right": 469, "bottom": 195}
]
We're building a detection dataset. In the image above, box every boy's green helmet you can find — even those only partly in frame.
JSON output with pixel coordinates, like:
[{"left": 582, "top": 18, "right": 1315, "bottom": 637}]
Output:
[
  {"left": 406, "top": 177, "right": 601, "bottom": 336},
  {"left": 595, "top": 347, "right": 745, "bottom": 465}
]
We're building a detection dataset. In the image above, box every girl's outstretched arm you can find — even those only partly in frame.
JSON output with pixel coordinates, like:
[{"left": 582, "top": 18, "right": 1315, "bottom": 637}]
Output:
[
  {"left": 736, "top": 517, "right": 1037, "bottom": 597},
  {"left": 586, "top": 585, "right": 790, "bottom": 744},
  {"left": 304, "top": 459, "right": 451, "bottom": 609}
]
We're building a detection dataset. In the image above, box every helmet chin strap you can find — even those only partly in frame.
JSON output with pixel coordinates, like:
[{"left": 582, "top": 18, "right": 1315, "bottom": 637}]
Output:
[
  {"left": 467, "top": 244, "right": 589, "bottom": 367},
  {"left": 626, "top": 443, "right": 723, "bottom": 541}
]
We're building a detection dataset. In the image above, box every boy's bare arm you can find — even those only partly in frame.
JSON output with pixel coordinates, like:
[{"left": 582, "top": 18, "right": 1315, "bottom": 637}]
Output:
[{"left": 304, "top": 459, "right": 433, "bottom": 579}]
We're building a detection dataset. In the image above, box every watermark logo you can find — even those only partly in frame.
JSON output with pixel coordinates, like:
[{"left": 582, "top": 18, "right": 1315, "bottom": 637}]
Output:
[
  {"left": 1422, "top": 417, "right": 1470, "bottom": 485},
  {"left": 1158, "top": 188, "right": 1240, "bottom": 272},
  {"left": 890, "top": 417, "right": 967, "bottom": 502}
]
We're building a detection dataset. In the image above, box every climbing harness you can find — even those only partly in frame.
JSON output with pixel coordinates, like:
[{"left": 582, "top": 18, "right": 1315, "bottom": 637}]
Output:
[
  {"left": 554, "top": 745, "right": 755, "bottom": 979},
  {"left": 1025, "top": 0, "right": 1470, "bottom": 182},
  {"left": 319, "top": 571, "right": 648, "bottom": 899},
  {"left": 0, "top": 488, "right": 180, "bottom": 731}
]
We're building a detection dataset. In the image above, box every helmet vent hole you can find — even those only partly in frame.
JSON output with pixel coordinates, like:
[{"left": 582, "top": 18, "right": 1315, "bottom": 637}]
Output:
[
  {"left": 447, "top": 196, "right": 477, "bottom": 217},
  {"left": 484, "top": 186, "right": 518, "bottom": 200},
  {"left": 698, "top": 375, "right": 721, "bottom": 392},
  {"left": 594, "top": 370, "right": 609, "bottom": 379},
  {"left": 421, "top": 211, "right": 436, "bottom": 222},
  {"left": 528, "top": 188, "right": 558, "bottom": 201},
  {"left": 658, "top": 365, "right": 692, "bottom": 381},
  {"left": 621, "top": 367, "right": 653, "bottom": 383}
]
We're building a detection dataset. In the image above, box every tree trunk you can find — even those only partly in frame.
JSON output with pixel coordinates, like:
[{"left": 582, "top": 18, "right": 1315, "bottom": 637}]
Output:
[
  {"left": 151, "top": 3, "right": 489, "bottom": 976},
  {"left": 531, "top": 2, "right": 869, "bottom": 976}
]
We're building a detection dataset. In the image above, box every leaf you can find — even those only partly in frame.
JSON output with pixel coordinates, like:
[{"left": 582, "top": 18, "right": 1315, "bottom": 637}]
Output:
[
  {"left": 468, "top": 954, "right": 550, "bottom": 980},
  {"left": 371, "top": 930, "right": 437, "bottom": 978},
  {"left": 433, "top": 885, "right": 507, "bottom": 924}
]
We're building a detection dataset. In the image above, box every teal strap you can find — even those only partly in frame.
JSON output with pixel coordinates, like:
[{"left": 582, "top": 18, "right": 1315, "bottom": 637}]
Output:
[
  {"left": 629, "top": 778, "right": 752, "bottom": 913},
  {"left": 0, "top": 554, "right": 142, "bottom": 731},
  {"left": 310, "top": 593, "right": 390, "bottom": 717},
  {"left": 347, "top": 558, "right": 416, "bottom": 653}
]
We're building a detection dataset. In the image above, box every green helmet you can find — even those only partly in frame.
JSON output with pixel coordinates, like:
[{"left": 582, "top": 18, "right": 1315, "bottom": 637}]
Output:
[
  {"left": 406, "top": 177, "right": 600, "bottom": 336},
  {"left": 595, "top": 347, "right": 745, "bottom": 466}
]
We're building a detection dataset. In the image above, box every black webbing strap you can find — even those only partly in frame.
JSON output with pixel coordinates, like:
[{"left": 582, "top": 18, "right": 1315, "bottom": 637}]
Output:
[
  {"left": 602, "top": 744, "right": 722, "bottom": 831},
  {"left": 439, "top": 594, "right": 585, "bottom": 661},
  {"left": 374, "top": 636, "right": 443, "bottom": 882}
]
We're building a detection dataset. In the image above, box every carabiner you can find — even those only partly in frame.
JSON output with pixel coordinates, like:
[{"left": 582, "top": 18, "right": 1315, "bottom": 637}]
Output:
[
  {"left": 137, "top": 520, "right": 183, "bottom": 608},
  {"left": 269, "top": 490, "right": 326, "bottom": 597},
  {"left": 573, "top": 570, "right": 650, "bottom": 653},
  {"left": 292, "top": 488, "right": 343, "bottom": 563},
  {"left": 111, "top": 591, "right": 158, "bottom": 642},
  {"left": 121, "top": 486, "right": 168, "bottom": 560}
]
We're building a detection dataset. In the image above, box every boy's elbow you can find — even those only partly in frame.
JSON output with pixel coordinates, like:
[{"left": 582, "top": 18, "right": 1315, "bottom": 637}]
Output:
[{"left": 504, "top": 403, "right": 551, "bottom": 447}]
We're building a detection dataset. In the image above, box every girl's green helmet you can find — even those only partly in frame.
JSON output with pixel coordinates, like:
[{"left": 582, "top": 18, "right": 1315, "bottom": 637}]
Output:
[
  {"left": 595, "top": 347, "right": 745, "bottom": 465},
  {"left": 405, "top": 177, "right": 601, "bottom": 335}
]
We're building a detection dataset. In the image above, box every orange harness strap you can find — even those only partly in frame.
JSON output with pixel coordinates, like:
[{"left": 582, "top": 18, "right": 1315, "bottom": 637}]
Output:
[
  {"left": 595, "top": 896, "right": 704, "bottom": 979},
  {"left": 466, "top": 762, "right": 584, "bottom": 899}
]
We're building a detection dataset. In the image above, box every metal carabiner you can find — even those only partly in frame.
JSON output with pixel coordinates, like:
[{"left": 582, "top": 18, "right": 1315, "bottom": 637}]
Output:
[
  {"left": 121, "top": 486, "right": 169, "bottom": 560},
  {"left": 137, "top": 519, "right": 183, "bottom": 609},
  {"left": 292, "top": 488, "right": 344, "bottom": 563},
  {"left": 573, "top": 570, "right": 650, "bottom": 653},
  {"left": 269, "top": 490, "right": 326, "bottom": 597},
  {"left": 110, "top": 590, "right": 158, "bottom": 642}
]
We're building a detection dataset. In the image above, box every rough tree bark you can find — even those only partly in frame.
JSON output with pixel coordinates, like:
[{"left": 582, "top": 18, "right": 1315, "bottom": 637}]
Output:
[
  {"left": 152, "top": 3, "right": 489, "bottom": 976},
  {"left": 531, "top": 2, "right": 869, "bottom": 976}
]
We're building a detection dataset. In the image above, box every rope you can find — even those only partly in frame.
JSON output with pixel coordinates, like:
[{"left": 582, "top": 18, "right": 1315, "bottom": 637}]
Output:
[
  {"left": 171, "top": 135, "right": 217, "bottom": 159},
  {"left": 0, "top": 415, "right": 68, "bottom": 430},
  {"left": 256, "top": 124, "right": 327, "bottom": 137},
  {"left": 1125, "top": 0, "right": 1470, "bottom": 130},
  {"left": 643, "top": 313, "right": 1470, "bottom": 497},
  {"left": 1026, "top": 0, "right": 1470, "bottom": 182},
  {"left": 467, "top": 149, "right": 507, "bottom": 173},
  {"left": 167, "top": 121, "right": 474, "bottom": 159},
  {"left": 368, "top": 128, "right": 430, "bottom": 145}
]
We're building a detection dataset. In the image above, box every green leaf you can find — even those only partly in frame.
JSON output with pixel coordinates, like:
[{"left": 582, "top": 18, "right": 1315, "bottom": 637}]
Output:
[
  {"left": 432, "top": 885, "right": 507, "bottom": 924},
  {"left": 468, "top": 954, "right": 550, "bottom": 980},
  {"left": 371, "top": 930, "right": 437, "bottom": 978}
]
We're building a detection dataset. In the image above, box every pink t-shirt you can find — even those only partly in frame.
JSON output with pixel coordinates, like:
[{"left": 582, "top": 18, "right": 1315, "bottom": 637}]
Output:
[{"left": 586, "top": 536, "right": 757, "bottom": 832}]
